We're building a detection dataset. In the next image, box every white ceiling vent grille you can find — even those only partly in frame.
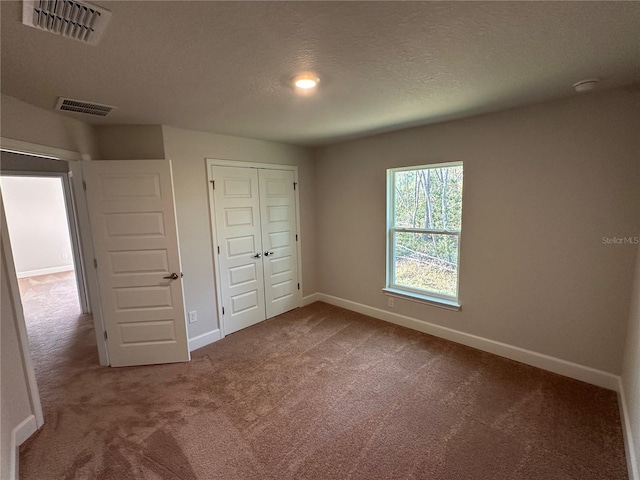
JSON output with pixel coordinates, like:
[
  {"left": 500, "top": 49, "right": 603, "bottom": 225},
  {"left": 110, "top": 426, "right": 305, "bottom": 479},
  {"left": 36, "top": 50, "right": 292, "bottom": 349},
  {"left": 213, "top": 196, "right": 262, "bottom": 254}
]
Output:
[
  {"left": 55, "top": 97, "right": 115, "bottom": 116},
  {"left": 22, "top": 0, "right": 112, "bottom": 45}
]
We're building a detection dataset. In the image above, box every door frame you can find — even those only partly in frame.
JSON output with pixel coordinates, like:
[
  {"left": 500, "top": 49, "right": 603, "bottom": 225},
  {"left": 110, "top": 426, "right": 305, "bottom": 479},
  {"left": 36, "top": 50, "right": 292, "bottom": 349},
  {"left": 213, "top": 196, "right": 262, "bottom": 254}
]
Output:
[
  {"left": 1, "top": 137, "right": 109, "bottom": 366},
  {"left": 206, "top": 159, "right": 303, "bottom": 338},
  {"left": 0, "top": 195, "right": 44, "bottom": 428}
]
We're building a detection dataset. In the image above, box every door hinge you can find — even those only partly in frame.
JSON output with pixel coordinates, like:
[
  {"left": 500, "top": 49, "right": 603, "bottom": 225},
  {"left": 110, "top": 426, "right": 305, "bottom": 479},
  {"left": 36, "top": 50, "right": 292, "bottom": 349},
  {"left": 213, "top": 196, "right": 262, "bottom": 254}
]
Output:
[
  {"left": 293, "top": 182, "right": 297, "bottom": 190},
  {"left": 296, "top": 234, "right": 298, "bottom": 241},
  {"left": 217, "top": 246, "right": 220, "bottom": 254},
  {"left": 298, "top": 283, "right": 300, "bottom": 290},
  {"left": 94, "top": 259, "right": 98, "bottom": 268},
  {"left": 82, "top": 180, "right": 87, "bottom": 191},
  {"left": 104, "top": 331, "right": 108, "bottom": 340},
  {"left": 210, "top": 180, "right": 215, "bottom": 189},
  {"left": 222, "top": 307, "right": 225, "bottom": 315}
]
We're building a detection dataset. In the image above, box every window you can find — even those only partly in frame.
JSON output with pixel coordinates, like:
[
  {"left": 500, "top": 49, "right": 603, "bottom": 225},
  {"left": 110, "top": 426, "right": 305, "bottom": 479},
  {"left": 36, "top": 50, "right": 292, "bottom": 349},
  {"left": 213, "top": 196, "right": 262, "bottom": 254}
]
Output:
[{"left": 385, "top": 162, "right": 463, "bottom": 308}]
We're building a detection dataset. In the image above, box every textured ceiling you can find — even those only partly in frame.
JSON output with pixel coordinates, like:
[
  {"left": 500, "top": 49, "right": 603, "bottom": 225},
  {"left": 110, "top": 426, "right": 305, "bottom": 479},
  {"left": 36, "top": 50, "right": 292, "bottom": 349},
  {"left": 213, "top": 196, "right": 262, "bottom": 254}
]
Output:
[{"left": 2, "top": 1, "right": 640, "bottom": 146}]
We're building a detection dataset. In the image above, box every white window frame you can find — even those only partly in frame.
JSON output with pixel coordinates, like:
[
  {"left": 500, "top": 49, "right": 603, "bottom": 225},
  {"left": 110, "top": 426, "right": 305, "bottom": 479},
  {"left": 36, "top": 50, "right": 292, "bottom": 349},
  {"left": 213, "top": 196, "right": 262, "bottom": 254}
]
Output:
[{"left": 384, "top": 161, "right": 463, "bottom": 311}]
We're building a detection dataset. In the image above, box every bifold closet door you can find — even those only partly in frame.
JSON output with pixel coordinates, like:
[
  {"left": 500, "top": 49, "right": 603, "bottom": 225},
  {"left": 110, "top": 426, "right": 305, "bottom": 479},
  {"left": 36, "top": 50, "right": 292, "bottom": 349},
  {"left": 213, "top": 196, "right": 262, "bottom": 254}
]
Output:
[
  {"left": 259, "top": 169, "right": 299, "bottom": 319},
  {"left": 213, "top": 166, "right": 266, "bottom": 335},
  {"left": 212, "top": 166, "right": 300, "bottom": 335}
]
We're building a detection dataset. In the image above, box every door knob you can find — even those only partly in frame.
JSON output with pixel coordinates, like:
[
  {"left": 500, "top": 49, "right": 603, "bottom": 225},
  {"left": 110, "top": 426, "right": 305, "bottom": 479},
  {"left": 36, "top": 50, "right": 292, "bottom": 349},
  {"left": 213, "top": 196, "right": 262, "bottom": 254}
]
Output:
[
  {"left": 264, "top": 251, "right": 274, "bottom": 256},
  {"left": 253, "top": 253, "right": 262, "bottom": 258},
  {"left": 163, "top": 273, "right": 180, "bottom": 280}
]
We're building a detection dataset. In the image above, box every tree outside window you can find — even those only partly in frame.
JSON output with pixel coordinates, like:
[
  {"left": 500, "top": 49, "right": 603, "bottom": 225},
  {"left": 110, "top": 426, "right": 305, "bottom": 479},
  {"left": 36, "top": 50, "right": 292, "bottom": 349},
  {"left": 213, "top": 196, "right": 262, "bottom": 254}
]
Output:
[{"left": 387, "top": 162, "right": 463, "bottom": 304}]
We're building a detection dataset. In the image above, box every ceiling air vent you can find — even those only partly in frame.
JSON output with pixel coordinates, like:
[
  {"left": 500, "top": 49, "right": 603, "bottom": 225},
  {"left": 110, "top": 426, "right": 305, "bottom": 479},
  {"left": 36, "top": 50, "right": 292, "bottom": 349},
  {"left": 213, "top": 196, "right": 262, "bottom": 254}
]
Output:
[
  {"left": 22, "top": 0, "right": 112, "bottom": 46},
  {"left": 56, "top": 97, "right": 115, "bottom": 117}
]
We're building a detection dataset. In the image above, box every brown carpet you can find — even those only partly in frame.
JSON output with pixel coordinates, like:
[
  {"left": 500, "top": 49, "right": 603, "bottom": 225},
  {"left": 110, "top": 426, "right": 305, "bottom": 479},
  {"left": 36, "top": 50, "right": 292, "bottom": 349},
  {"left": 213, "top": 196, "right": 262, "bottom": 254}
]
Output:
[{"left": 18, "top": 273, "right": 627, "bottom": 479}]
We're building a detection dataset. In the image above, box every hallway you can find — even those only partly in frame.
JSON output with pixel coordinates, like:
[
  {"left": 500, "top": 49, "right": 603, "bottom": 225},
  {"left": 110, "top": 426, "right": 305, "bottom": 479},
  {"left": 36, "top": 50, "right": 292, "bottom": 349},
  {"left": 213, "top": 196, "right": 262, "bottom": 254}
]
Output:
[{"left": 17, "top": 271, "right": 98, "bottom": 404}]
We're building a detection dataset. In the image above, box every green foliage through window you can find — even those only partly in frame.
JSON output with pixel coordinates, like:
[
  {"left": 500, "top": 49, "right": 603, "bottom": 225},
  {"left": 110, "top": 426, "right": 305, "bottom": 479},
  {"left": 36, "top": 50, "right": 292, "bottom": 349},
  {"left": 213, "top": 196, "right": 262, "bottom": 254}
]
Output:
[{"left": 387, "top": 163, "right": 463, "bottom": 301}]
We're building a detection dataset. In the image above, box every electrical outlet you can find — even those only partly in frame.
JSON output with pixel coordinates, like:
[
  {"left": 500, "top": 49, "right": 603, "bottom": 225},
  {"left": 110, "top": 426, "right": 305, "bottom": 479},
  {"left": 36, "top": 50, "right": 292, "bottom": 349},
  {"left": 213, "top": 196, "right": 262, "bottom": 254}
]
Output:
[
  {"left": 387, "top": 297, "right": 394, "bottom": 308},
  {"left": 188, "top": 311, "right": 197, "bottom": 323}
]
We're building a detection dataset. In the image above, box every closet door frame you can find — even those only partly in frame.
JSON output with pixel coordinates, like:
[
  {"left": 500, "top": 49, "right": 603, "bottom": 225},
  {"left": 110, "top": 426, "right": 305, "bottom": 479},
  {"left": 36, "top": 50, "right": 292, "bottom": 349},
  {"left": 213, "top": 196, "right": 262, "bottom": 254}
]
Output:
[{"left": 206, "top": 159, "right": 303, "bottom": 338}]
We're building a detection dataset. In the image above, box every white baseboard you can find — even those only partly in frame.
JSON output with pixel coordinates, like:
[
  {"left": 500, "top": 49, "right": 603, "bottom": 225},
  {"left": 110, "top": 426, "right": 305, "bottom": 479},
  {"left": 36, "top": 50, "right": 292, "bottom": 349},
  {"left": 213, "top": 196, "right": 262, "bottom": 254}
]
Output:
[
  {"left": 315, "top": 293, "right": 620, "bottom": 391},
  {"left": 10, "top": 415, "right": 38, "bottom": 480},
  {"left": 619, "top": 380, "right": 639, "bottom": 480},
  {"left": 188, "top": 329, "right": 222, "bottom": 352},
  {"left": 302, "top": 293, "right": 320, "bottom": 307},
  {"left": 17, "top": 265, "right": 74, "bottom": 279}
]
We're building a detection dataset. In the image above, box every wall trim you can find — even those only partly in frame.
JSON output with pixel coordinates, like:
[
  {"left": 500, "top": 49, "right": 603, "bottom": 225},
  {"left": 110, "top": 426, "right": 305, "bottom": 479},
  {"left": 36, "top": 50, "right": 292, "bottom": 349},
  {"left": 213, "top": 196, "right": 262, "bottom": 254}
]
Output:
[
  {"left": 205, "top": 158, "right": 298, "bottom": 171},
  {"left": 314, "top": 293, "right": 620, "bottom": 391},
  {"left": 619, "top": 380, "right": 640, "bottom": 480},
  {"left": 16, "top": 265, "right": 74, "bottom": 279},
  {"left": 188, "top": 329, "right": 222, "bottom": 352},
  {"left": 302, "top": 293, "right": 320, "bottom": 307},
  {"left": 10, "top": 414, "right": 38, "bottom": 480}
]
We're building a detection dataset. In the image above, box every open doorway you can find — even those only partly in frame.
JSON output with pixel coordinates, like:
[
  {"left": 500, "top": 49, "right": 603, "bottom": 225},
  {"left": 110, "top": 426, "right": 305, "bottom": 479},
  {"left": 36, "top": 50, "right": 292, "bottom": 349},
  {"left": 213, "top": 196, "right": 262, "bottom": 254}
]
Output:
[
  {"left": 1, "top": 175, "right": 80, "bottom": 297},
  {"left": 0, "top": 172, "right": 96, "bottom": 377}
]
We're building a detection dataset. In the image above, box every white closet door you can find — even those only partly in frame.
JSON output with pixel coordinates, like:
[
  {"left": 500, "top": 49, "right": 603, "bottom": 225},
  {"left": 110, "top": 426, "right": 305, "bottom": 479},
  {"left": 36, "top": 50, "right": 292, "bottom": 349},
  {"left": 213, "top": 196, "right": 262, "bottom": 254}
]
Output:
[
  {"left": 259, "top": 169, "right": 300, "bottom": 319},
  {"left": 213, "top": 166, "right": 266, "bottom": 335}
]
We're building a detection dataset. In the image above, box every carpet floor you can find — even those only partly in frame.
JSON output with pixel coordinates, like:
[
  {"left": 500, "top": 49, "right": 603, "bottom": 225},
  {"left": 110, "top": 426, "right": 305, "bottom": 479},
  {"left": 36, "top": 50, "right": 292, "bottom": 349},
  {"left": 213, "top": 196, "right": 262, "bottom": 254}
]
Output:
[{"left": 18, "top": 273, "right": 627, "bottom": 479}]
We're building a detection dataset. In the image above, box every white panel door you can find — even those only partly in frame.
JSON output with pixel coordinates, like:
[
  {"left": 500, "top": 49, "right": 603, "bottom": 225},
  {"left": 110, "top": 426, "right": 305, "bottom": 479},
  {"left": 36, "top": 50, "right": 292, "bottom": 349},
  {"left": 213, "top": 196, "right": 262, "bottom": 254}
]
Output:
[
  {"left": 83, "top": 160, "right": 190, "bottom": 367},
  {"left": 259, "top": 169, "right": 300, "bottom": 319},
  {"left": 213, "top": 166, "right": 266, "bottom": 335}
]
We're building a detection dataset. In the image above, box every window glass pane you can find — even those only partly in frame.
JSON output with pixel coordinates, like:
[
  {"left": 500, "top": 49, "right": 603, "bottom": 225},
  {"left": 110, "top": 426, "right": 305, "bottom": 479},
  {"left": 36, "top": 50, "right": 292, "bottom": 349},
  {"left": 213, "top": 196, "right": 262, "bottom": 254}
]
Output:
[
  {"left": 393, "top": 165, "right": 463, "bottom": 230},
  {"left": 394, "top": 231, "right": 459, "bottom": 297}
]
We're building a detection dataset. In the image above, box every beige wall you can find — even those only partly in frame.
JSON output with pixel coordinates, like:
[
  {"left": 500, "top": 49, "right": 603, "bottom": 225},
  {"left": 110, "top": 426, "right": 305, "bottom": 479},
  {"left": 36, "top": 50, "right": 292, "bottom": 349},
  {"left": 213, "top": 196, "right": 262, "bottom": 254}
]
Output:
[
  {"left": 1, "top": 241, "right": 35, "bottom": 480},
  {"left": 96, "top": 125, "right": 165, "bottom": 160},
  {"left": 622, "top": 245, "right": 640, "bottom": 473},
  {"left": 1, "top": 94, "right": 98, "bottom": 159},
  {"left": 162, "top": 125, "right": 316, "bottom": 340},
  {"left": 1, "top": 176, "right": 74, "bottom": 275},
  {"left": 315, "top": 87, "right": 640, "bottom": 374}
]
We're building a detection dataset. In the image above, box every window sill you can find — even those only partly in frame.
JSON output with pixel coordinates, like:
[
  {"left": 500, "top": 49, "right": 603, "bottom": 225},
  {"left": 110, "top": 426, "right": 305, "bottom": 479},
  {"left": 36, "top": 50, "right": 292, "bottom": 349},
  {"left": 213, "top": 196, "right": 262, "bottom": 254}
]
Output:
[{"left": 382, "top": 288, "right": 461, "bottom": 311}]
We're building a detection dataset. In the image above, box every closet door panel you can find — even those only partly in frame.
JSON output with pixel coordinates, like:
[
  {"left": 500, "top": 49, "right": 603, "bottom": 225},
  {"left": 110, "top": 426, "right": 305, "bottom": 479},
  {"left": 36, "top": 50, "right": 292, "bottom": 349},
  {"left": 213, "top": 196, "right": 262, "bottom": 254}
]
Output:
[
  {"left": 212, "top": 166, "right": 266, "bottom": 334},
  {"left": 259, "top": 169, "right": 300, "bottom": 319}
]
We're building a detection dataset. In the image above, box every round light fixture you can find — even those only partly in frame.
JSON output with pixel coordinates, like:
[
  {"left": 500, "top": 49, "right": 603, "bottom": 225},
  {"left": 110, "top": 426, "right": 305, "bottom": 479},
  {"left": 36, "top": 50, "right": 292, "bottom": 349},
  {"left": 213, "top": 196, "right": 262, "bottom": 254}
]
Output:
[
  {"left": 293, "top": 74, "right": 319, "bottom": 90},
  {"left": 573, "top": 78, "right": 599, "bottom": 93}
]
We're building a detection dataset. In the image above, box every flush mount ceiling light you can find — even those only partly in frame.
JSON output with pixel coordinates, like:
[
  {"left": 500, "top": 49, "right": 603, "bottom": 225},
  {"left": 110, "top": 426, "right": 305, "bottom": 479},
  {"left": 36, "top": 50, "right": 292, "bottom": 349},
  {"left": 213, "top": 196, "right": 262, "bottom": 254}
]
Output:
[
  {"left": 573, "top": 78, "right": 599, "bottom": 93},
  {"left": 293, "top": 74, "right": 319, "bottom": 92}
]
